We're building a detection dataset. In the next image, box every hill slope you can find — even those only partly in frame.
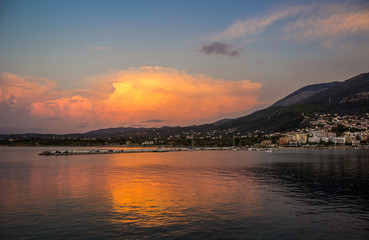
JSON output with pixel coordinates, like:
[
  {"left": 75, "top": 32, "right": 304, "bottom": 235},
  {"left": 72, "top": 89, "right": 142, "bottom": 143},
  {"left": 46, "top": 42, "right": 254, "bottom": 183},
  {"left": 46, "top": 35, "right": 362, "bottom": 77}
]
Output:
[
  {"left": 299, "top": 73, "right": 369, "bottom": 113},
  {"left": 272, "top": 82, "right": 340, "bottom": 107},
  {"left": 214, "top": 73, "right": 369, "bottom": 133}
]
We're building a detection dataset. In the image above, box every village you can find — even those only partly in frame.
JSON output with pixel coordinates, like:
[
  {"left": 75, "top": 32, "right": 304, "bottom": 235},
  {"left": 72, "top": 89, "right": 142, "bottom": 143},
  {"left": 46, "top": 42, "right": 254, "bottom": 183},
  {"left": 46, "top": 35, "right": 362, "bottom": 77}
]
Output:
[
  {"left": 161, "top": 112, "right": 369, "bottom": 149},
  {"left": 134, "top": 112, "right": 369, "bottom": 149},
  {"left": 276, "top": 113, "right": 369, "bottom": 147}
]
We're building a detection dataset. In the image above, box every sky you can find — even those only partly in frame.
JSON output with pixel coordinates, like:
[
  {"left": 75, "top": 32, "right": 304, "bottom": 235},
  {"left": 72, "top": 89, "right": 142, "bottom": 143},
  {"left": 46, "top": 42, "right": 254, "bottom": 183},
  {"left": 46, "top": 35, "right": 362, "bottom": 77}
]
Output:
[{"left": 1, "top": 0, "right": 369, "bottom": 134}]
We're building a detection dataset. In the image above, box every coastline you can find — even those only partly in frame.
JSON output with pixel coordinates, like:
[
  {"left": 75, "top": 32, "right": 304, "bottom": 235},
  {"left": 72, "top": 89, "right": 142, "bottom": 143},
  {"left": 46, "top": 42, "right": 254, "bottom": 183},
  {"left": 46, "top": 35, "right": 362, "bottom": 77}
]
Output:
[{"left": 37, "top": 145, "right": 369, "bottom": 156}]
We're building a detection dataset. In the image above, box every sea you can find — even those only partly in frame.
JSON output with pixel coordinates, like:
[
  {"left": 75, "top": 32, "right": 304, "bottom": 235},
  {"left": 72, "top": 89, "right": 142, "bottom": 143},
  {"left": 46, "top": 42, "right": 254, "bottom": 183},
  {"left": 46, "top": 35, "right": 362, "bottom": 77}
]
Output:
[{"left": 0, "top": 146, "right": 368, "bottom": 240}]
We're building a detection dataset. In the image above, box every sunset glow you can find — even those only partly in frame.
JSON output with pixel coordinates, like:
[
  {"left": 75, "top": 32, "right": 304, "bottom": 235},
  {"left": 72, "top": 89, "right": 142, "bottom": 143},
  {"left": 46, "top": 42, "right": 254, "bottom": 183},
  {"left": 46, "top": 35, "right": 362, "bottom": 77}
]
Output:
[
  {"left": 1, "top": 0, "right": 368, "bottom": 133},
  {"left": 0, "top": 68, "right": 261, "bottom": 132},
  {"left": 107, "top": 153, "right": 260, "bottom": 227}
]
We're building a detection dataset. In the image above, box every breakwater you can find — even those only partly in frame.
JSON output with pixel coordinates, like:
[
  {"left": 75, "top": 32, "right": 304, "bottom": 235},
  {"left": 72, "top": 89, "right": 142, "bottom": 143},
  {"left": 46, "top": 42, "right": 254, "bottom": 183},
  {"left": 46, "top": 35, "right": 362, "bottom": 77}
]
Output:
[
  {"left": 39, "top": 148, "right": 172, "bottom": 155},
  {"left": 38, "top": 147, "right": 235, "bottom": 156}
]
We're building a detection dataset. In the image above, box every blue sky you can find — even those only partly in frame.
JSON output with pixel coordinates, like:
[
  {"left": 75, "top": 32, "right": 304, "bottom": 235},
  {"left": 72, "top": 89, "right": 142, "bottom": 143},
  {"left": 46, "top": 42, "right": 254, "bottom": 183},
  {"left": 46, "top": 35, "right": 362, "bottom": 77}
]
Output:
[
  {"left": 1, "top": 0, "right": 274, "bottom": 82},
  {"left": 1, "top": 0, "right": 369, "bottom": 133}
]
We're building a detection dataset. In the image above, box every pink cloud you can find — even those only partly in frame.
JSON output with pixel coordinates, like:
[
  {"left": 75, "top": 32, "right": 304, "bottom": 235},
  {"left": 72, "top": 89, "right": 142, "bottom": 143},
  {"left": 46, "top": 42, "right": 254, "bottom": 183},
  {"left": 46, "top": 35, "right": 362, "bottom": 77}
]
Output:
[
  {"left": 0, "top": 73, "right": 57, "bottom": 106},
  {"left": 30, "top": 96, "right": 93, "bottom": 118},
  {"left": 214, "top": 5, "right": 309, "bottom": 41},
  {"left": 0, "top": 90, "right": 17, "bottom": 106},
  {"left": 211, "top": 3, "right": 369, "bottom": 48},
  {"left": 283, "top": 9, "right": 369, "bottom": 43}
]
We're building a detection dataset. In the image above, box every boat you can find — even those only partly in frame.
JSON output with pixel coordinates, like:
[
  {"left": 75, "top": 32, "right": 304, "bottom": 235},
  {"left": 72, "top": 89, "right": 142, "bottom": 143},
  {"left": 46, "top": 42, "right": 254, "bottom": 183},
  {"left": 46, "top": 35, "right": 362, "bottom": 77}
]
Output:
[{"left": 153, "top": 147, "right": 169, "bottom": 152}]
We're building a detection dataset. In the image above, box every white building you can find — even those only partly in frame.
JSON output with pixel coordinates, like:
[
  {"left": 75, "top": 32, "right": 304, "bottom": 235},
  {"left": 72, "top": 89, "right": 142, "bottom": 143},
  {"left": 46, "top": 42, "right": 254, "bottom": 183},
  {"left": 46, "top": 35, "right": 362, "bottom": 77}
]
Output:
[{"left": 333, "top": 137, "right": 345, "bottom": 145}]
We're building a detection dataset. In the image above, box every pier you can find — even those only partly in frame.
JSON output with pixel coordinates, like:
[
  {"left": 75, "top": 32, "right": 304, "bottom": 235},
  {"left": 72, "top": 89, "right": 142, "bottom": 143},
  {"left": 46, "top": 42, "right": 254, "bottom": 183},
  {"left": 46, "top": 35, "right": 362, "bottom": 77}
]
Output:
[
  {"left": 39, "top": 148, "right": 171, "bottom": 155},
  {"left": 38, "top": 147, "right": 239, "bottom": 156},
  {"left": 38, "top": 146, "right": 286, "bottom": 156}
]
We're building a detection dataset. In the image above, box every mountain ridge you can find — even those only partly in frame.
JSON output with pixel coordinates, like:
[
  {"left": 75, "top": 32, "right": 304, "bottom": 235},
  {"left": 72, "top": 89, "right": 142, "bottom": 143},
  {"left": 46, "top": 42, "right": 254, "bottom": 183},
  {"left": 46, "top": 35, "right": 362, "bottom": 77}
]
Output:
[
  {"left": 272, "top": 81, "right": 340, "bottom": 107},
  {"left": 214, "top": 72, "right": 369, "bottom": 133}
]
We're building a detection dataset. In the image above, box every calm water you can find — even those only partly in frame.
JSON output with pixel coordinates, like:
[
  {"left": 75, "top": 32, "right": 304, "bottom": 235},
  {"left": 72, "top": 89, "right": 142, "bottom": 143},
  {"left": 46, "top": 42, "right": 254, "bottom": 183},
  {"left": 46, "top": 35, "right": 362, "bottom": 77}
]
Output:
[{"left": 0, "top": 147, "right": 368, "bottom": 239}]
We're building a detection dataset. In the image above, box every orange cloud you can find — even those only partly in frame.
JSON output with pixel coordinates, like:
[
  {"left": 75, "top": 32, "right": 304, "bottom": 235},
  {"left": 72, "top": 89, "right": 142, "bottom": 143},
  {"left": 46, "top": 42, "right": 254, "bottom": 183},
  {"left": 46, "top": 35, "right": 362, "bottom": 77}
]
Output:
[
  {"left": 1, "top": 67, "right": 261, "bottom": 130},
  {"left": 91, "top": 67, "right": 261, "bottom": 125}
]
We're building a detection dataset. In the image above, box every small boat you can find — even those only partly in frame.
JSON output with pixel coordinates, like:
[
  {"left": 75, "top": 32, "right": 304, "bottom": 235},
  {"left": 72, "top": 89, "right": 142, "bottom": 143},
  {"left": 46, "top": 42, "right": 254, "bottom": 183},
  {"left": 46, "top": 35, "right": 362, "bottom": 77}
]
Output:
[{"left": 153, "top": 147, "right": 169, "bottom": 152}]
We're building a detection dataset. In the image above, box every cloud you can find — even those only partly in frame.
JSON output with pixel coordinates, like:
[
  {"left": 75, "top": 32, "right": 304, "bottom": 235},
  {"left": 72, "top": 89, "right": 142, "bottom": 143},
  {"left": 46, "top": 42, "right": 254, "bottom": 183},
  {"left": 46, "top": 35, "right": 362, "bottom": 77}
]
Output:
[
  {"left": 283, "top": 8, "right": 369, "bottom": 44},
  {"left": 214, "top": 5, "right": 308, "bottom": 41},
  {"left": 76, "top": 123, "right": 88, "bottom": 129},
  {"left": 30, "top": 95, "right": 93, "bottom": 118},
  {"left": 0, "top": 90, "right": 17, "bottom": 106},
  {"left": 0, "top": 73, "right": 54, "bottom": 97},
  {"left": 142, "top": 119, "right": 165, "bottom": 123},
  {"left": 0, "top": 73, "right": 85, "bottom": 134},
  {"left": 0, "top": 73, "right": 58, "bottom": 106},
  {"left": 88, "top": 44, "right": 111, "bottom": 51},
  {"left": 199, "top": 41, "right": 240, "bottom": 57},
  {"left": 210, "top": 2, "right": 369, "bottom": 48},
  {"left": 0, "top": 67, "right": 261, "bottom": 132},
  {"left": 95, "top": 67, "right": 261, "bottom": 125}
]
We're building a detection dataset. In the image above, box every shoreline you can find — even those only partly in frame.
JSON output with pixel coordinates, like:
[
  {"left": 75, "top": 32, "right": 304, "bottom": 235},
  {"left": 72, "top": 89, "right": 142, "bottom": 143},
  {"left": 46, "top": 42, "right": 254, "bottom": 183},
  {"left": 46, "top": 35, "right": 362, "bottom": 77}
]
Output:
[{"left": 38, "top": 145, "right": 369, "bottom": 156}]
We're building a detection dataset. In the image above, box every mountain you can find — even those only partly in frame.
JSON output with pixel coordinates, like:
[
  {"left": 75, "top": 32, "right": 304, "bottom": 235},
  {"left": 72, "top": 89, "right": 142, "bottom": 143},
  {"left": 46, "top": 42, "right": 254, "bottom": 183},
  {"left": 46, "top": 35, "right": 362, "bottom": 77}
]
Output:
[
  {"left": 272, "top": 82, "right": 340, "bottom": 107},
  {"left": 85, "top": 127, "right": 156, "bottom": 137},
  {"left": 213, "top": 72, "right": 369, "bottom": 133},
  {"left": 299, "top": 72, "right": 369, "bottom": 112}
]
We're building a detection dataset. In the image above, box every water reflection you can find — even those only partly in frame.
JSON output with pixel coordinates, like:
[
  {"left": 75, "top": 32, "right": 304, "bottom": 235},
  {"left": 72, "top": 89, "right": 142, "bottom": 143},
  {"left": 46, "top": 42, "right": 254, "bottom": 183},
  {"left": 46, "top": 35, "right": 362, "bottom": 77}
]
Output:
[
  {"left": 106, "top": 163, "right": 260, "bottom": 228},
  {"left": 1, "top": 147, "right": 368, "bottom": 239}
]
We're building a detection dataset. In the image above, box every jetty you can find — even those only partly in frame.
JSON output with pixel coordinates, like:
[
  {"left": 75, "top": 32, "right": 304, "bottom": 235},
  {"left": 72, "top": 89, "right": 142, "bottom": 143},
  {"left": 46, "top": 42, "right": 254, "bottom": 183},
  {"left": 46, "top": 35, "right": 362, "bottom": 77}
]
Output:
[
  {"left": 38, "top": 147, "right": 239, "bottom": 156},
  {"left": 39, "top": 148, "right": 174, "bottom": 156}
]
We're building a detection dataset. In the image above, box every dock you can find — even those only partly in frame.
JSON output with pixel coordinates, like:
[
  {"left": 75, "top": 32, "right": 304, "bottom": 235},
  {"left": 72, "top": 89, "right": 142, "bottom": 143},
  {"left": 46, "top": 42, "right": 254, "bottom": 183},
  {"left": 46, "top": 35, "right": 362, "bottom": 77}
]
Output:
[
  {"left": 38, "top": 147, "right": 237, "bottom": 156},
  {"left": 39, "top": 148, "right": 173, "bottom": 156}
]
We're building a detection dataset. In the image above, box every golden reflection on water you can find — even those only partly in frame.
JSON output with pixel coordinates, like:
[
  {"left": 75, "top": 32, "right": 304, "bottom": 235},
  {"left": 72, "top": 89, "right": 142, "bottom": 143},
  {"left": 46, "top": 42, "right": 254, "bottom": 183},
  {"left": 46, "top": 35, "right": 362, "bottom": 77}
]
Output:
[
  {"left": 107, "top": 152, "right": 260, "bottom": 227},
  {"left": 110, "top": 173, "right": 178, "bottom": 227},
  {"left": 0, "top": 149, "right": 261, "bottom": 229},
  {"left": 2, "top": 148, "right": 369, "bottom": 239}
]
